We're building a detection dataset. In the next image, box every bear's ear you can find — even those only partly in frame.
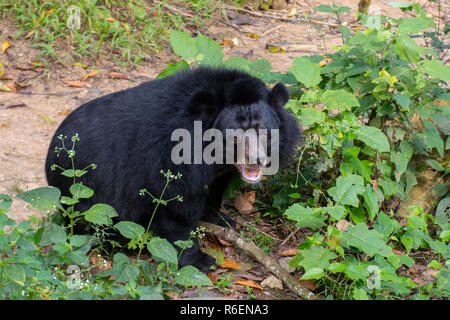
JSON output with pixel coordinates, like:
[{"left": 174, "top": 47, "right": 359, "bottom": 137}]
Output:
[
  {"left": 269, "top": 82, "right": 290, "bottom": 109},
  {"left": 188, "top": 90, "right": 216, "bottom": 115}
]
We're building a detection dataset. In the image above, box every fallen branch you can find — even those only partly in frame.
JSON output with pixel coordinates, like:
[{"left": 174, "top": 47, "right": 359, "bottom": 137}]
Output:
[{"left": 199, "top": 221, "right": 316, "bottom": 300}]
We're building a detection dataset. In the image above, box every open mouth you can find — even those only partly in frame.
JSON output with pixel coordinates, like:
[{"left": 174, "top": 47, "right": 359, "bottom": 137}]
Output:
[{"left": 240, "top": 165, "right": 263, "bottom": 183}]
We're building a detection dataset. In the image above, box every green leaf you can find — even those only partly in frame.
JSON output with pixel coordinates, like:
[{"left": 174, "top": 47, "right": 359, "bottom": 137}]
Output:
[
  {"left": 327, "top": 174, "right": 365, "bottom": 207},
  {"left": 313, "top": 4, "right": 333, "bottom": 12},
  {"left": 394, "top": 92, "right": 411, "bottom": 110},
  {"left": 83, "top": 203, "right": 118, "bottom": 226},
  {"left": 375, "top": 212, "right": 401, "bottom": 238},
  {"left": 249, "top": 58, "right": 272, "bottom": 78},
  {"left": 322, "top": 89, "right": 359, "bottom": 110},
  {"left": 300, "top": 267, "right": 324, "bottom": 280},
  {"left": 435, "top": 197, "right": 449, "bottom": 230},
  {"left": 291, "top": 57, "right": 322, "bottom": 88},
  {"left": 70, "top": 235, "right": 88, "bottom": 247},
  {"left": 407, "top": 215, "right": 427, "bottom": 231},
  {"left": 295, "top": 246, "right": 337, "bottom": 273},
  {"left": 284, "top": 204, "right": 327, "bottom": 230},
  {"left": 353, "top": 287, "right": 369, "bottom": 300},
  {"left": 70, "top": 250, "right": 89, "bottom": 267},
  {"left": 397, "top": 17, "right": 435, "bottom": 35},
  {"left": 424, "top": 159, "right": 445, "bottom": 172},
  {"left": 388, "top": 1, "right": 412, "bottom": 8},
  {"left": 61, "top": 169, "right": 88, "bottom": 178},
  {"left": 344, "top": 264, "right": 369, "bottom": 280},
  {"left": 298, "top": 107, "right": 325, "bottom": 126},
  {"left": 4, "top": 265, "right": 26, "bottom": 286},
  {"left": 394, "top": 35, "right": 422, "bottom": 64},
  {"left": 136, "top": 286, "right": 164, "bottom": 300},
  {"left": 223, "top": 57, "right": 250, "bottom": 72},
  {"left": 147, "top": 237, "right": 178, "bottom": 265},
  {"left": 322, "top": 206, "right": 347, "bottom": 221},
  {"left": 70, "top": 183, "right": 94, "bottom": 199},
  {"left": 17, "top": 187, "right": 63, "bottom": 211},
  {"left": 353, "top": 126, "right": 390, "bottom": 153},
  {"left": 49, "top": 223, "right": 67, "bottom": 243},
  {"left": 155, "top": 60, "right": 190, "bottom": 79},
  {"left": 195, "top": 33, "right": 224, "bottom": 66},
  {"left": 169, "top": 30, "right": 197, "bottom": 60},
  {"left": 422, "top": 121, "right": 444, "bottom": 157},
  {"left": 115, "top": 221, "right": 145, "bottom": 240},
  {"left": 175, "top": 265, "right": 213, "bottom": 286},
  {"left": 341, "top": 223, "right": 393, "bottom": 257},
  {"left": 363, "top": 184, "right": 379, "bottom": 221},
  {"left": 421, "top": 59, "right": 450, "bottom": 81},
  {"left": 0, "top": 194, "right": 12, "bottom": 213}
]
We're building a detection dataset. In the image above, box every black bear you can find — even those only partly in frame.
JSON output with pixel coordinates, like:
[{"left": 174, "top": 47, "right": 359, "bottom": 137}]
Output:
[{"left": 45, "top": 67, "right": 302, "bottom": 271}]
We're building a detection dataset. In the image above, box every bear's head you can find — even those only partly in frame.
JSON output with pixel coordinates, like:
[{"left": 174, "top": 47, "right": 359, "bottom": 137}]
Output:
[{"left": 187, "top": 73, "right": 298, "bottom": 184}]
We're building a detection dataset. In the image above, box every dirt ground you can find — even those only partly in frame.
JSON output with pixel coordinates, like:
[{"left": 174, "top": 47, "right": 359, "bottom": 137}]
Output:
[{"left": 1, "top": 0, "right": 430, "bottom": 222}]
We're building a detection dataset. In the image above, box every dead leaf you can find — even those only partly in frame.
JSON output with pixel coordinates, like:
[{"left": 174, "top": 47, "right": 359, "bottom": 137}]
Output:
[
  {"left": 217, "top": 237, "right": 232, "bottom": 247},
  {"left": 165, "top": 291, "right": 180, "bottom": 299},
  {"left": 287, "top": 7, "right": 297, "bottom": 18},
  {"left": 63, "top": 80, "right": 85, "bottom": 88},
  {"left": 90, "top": 254, "right": 111, "bottom": 271},
  {"left": 108, "top": 72, "right": 129, "bottom": 80},
  {"left": 0, "top": 84, "right": 11, "bottom": 92},
  {"left": 240, "top": 273, "right": 264, "bottom": 281},
  {"left": 246, "top": 32, "right": 259, "bottom": 40},
  {"left": 280, "top": 248, "right": 300, "bottom": 256},
  {"left": 299, "top": 279, "right": 318, "bottom": 291},
  {"left": 235, "top": 279, "right": 263, "bottom": 290},
  {"left": 0, "top": 123, "right": 7, "bottom": 128},
  {"left": 266, "top": 45, "right": 286, "bottom": 53},
  {"left": 220, "top": 259, "right": 242, "bottom": 270},
  {"left": 0, "top": 75, "right": 12, "bottom": 80},
  {"left": 319, "top": 58, "right": 333, "bottom": 67},
  {"left": 106, "top": 17, "right": 116, "bottom": 22},
  {"left": 336, "top": 219, "right": 352, "bottom": 232},
  {"left": 81, "top": 70, "right": 98, "bottom": 81},
  {"left": 73, "top": 62, "right": 88, "bottom": 69},
  {"left": 58, "top": 110, "right": 71, "bottom": 116},
  {"left": 6, "top": 82, "right": 18, "bottom": 92},
  {"left": 207, "top": 272, "right": 219, "bottom": 283},
  {"left": 234, "top": 191, "right": 256, "bottom": 213},
  {"left": 392, "top": 249, "right": 403, "bottom": 256},
  {"left": 2, "top": 40, "right": 10, "bottom": 53},
  {"left": 40, "top": 114, "right": 57, "bottom": 125}
]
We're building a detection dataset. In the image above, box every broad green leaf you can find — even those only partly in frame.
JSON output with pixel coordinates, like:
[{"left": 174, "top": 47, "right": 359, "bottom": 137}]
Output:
[
  {"left": 322, "top": 89, "right": 359, "bottom": 110},
  {"left": 327, "top": 174, "right": 365, "bottom": 207},
  {"left": 291, "top": 57, "right": 322, "bottom": 88},
  {"left": 294, "top": 246, "right": 337, "bottom": 273},
  {"left": 70, "top": 183, "right": 94, "bottom": 199},
  {"left": 147, "top": 237, "right": 178, "bottom": 265},
  {"left": 298, "top": 107, "right": 325, "bottom": 126},
  {"left": 50, "top": 223, "right": 67, "bottom": 243},
  {"left": 388, "top": 1, "right": 412, "bottom": 8},
  {"left": 136, "top": 286, "right": 164, "bottom": 300},
  {"left": 223, "top": 57, "right": 251, "bottom": 72},
  {"left": 249, "top": 58, "right": 272, "bottom": 78},
  {"left": 83, "top": 203, "right": 118, "bottom": 226},
  {"left": 424, "top": 159, "right": 445, "bottom": 172},
  {"left": 375, "top": 212, "right": 401, "bottom": 238},
  {"left": 0, "top": 194, "right": 12, "bottom": 213},
  {"left": 397, "top": 17, "right": 435, "bottom": 35},
  {"left": 353, "top": 287, "right": 369, "bottom": 300},
  {"left": 4, "top": 265, "right": 26, "bottom": 286},
  {"left": 313, "top": 5, "right": 333, "bottom": 12},
  {"left": 70, "top": 234, "right": 88, "bottom": 247},
  {"left": 407, "top": 215, "right": 427, "bottom": 231},
  {"left": 394, "top": 92, "right": 411, "bottom": 110},
  {"left": 421, "top": 59, "right": 450, "bottom": 81},
  {"left": 115, "top": 221, "right": 145, "bottom": 239},
  {"left": 175, "top": 265, "right": 213, "bottom": 286},
  {"left": 61, "top": 169, "right": 87, "bottom": 178},
  {"left": 341, "top": 223, "right": 393, "bottom": 257},
  {"left": 394, "top": 35, "right": 422, "bottom": 64},
  {"left": 363, "top": 184, "right": 379, "bottom": 221},
  {"left": 322, "top": 206, "right": 347, "bottom": 221},
  {"left": 169, "top": 30, "right": 197, "bottom": 60},
  {"left": 344, "top": 264, "right": 369, "bottom": 280},
  {"left": 435, "top": 197, "right": 449, "bottom": 230},
  {"left": 195, "top": 33, "right": 224, "bottom": 66},
  {"left": 284, "top": 204, "right": 327, "bottom": 230},
  {"left": 422, "top": 121, "right": 444, "bottom": 157},
  {"left": 17, "top": 187, "right": 63, "bottom": 211},
  {"left": 70, "top": 250, "right": 89, "bottom": 267},
  {"left": 155, "top": 60, "right": 190, "bottom": 79},
  {"left": 300, "top": 267, "right": 324, "bottom": 280},
  {"left": 353, "top": 126, "right": 390, "bottom": 153}
]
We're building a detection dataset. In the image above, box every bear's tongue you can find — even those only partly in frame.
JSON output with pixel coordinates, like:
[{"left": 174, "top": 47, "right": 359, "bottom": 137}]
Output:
[{"left": 241, "top": 166, "right": 262, "bottom": 183}]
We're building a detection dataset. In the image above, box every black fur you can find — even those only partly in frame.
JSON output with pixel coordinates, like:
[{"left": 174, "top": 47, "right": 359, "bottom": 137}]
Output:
[{"left": 45, "top": 67, "right": 302, "bottom": 271}]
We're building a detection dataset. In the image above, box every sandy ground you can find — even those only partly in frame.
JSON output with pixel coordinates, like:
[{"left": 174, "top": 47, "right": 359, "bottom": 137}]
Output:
[{"left": 0, "top": 0, "right": 445, "bottom": 221}]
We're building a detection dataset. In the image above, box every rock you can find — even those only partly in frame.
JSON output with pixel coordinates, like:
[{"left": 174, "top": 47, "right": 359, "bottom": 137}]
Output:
[
  {"left": 278, "top": 256, "right": 296, "bottom": 273},
  {"left": 261, "top": 275, "right": 283, "bottom": 290}
]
